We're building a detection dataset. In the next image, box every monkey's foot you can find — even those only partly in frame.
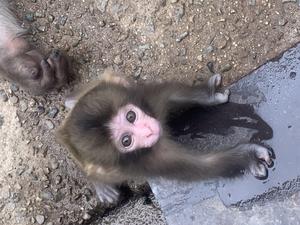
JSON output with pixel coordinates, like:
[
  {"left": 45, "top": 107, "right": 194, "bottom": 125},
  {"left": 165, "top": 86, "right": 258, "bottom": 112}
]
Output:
[
  {"left": 94, "top": 183, "right": 120, "bottom": 203},
  {"left": 245, "top": 144, "right": 274, "bottom": 179},
  {"left": 208, "top": 74, "right": 230, "bottom": 104}
]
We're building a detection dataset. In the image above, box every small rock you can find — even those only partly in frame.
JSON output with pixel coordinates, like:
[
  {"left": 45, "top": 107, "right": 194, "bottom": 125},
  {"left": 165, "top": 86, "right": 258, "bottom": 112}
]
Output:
[
  {"left": 95, "top": 0, "right": 109, "bottom": 13},
  {"left": 9, "top": 95, "right": 19, "bottom": 104},
  {"left": 99, "top": 20, "right": 106, "bottom": 27},
  {"left": 40, "top": 191, "right": 54, "bottom": 201},
  {"left": 176, "top": 31, "right": 189, "bottom": 42},
  {"left": 46, "top": 223, "right": 54, "bottom": 225},
  {"left": 278, "top": 18, "right": 287, "bottom": 26},
  {"left": 48, "top": 15, "right": 55, "bottom": 23},
  {"left": 289, "top": 71, "right": 297, "bottom": 79},
  {"left": 0, "top": 90, "right": 8, "bottom": 102},
  {"left": 220, "top": 63, "right": 233, "bottom": 72},
  {"left": 36, "top": 215, "right": 45, "bottom": 224},
  {"left": 15, "top": 183, "right": 22, "bottom": 190},
  {"left": 44, "top": 120, "right": 55, "bottom": 130},
  {"left": 196, "top": 55, "right": 203, "bottom": 62},
  {"left": 170, "top": 0, "right": 179, "bottom": 3},
  {"left": 58, "top": 15, "right": 68, "bottom": 26},
  {"left": 173, "top": 4, "right": 185, "bottom": 23},
  {"left": 50, "top": 160, "right": 59, "bottom": 170},
  {"left": 282, "top": 0, "right": 296, "bottom": 2},
  {"left": 38, "top": 25, "right": 47, "bottom": 32},
  {"left": 113, "top": 55, "right": 123, "bottom": 65},
  {"left": 82, "top": 212, "right": 91, "bottom": 220},
  {"left": 35, "top": 10, "right": 45, "bottom": 18},
  {"left": 54, "top": 175, "right": 62, "bottom": 185},
  {"left": 204, "top": 45, "right": 214, "bottom": 54},
  {"left": 37, "top": 105, "right": 45, "bottom": 114},
  {"left": 214, "top": 35, "right": 227, "bottom": 49},
  {"left": 19, "top": 100, "right": 28, "bottom": 112},
  {"left": 47, "top": 107, "right": 59, "bottom": 118},
  {"left": 10, "top": 84, "right": 19, "bottom": 92},
  {"left": 133, "top": 67, "right": 142, "bottom": 79},
  {"left": 248, "top": 0, "right": 256, "bottom": 5},
  {"left": 145, "top": 17, "right": 155, "bottom": 33},
  {"left": 25, "top": 12, "right": 35, "bottom": 22}
]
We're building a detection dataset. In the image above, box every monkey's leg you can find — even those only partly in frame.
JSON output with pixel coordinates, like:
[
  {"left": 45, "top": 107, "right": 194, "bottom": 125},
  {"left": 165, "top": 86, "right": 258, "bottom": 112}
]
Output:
[
  {"left": 152, "top": 142, "right": 274, "bottom": 180},
  {"left": 169, "top": 74, "right": 230, "bottom": 106}
]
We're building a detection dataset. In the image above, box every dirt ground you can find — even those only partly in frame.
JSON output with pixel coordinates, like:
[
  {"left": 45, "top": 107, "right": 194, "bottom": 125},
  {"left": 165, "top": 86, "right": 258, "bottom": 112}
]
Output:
[{"left": 1, "top": 0, "right": 300, "bottom": 224}]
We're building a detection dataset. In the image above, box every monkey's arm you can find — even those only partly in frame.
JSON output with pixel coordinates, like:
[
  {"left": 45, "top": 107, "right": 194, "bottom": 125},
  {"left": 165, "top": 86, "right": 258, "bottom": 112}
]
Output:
[
  {"left": 168, "top": 74, "right": 230, "bottom": 106},
  {"left": 145, "top": 140, "right": 273, "bottom": 180}
]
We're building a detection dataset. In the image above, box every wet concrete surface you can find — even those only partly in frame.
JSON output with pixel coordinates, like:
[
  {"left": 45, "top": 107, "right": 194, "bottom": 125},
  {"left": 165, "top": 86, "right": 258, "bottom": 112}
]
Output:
[{"left": 150, "top": 43, "right": 300, "bottom": 224}]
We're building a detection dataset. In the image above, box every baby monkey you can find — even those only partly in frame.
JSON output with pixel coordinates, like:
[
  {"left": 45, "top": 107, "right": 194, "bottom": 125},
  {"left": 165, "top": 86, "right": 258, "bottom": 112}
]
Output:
[{"left": 58, "top": 69, "right": 274, "bottom": 203}]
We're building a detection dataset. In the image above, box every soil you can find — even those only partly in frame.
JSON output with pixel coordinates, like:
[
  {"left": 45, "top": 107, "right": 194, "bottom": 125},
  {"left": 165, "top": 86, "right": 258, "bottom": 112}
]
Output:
[{"left": 1, "top": 0, "right": 300, "bottom": 224}]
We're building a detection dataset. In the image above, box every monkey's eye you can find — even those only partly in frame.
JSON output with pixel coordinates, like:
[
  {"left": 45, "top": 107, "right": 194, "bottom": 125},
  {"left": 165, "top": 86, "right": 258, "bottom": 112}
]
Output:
[
  {"left": 121, "top": 134, "right": 132, "bottom": 147},
  {"left": 126, "top": 110, "right": 136, "bottom": 123}
]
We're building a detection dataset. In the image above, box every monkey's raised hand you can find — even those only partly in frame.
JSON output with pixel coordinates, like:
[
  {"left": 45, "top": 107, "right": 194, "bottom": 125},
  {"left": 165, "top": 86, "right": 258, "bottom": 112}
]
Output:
[
  {"left": 0, "top": 1, "right": 69, "bottom": 95},
  {"left": 57, "top": 69, "right": 275, "bottom": 203}
]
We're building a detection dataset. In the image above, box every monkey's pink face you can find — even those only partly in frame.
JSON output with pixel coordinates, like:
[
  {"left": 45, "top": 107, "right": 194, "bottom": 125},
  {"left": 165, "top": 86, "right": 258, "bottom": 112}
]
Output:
[{"left": 109, "top": 104, "right": 162, "bottom": 153}]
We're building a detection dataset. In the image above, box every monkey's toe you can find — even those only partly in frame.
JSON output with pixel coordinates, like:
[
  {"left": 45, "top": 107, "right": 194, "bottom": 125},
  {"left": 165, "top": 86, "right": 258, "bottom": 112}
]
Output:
[
  {"left": 214, "top": 89, "right": 230, "bottom": 104},
  {"left": 208, "top": 74, "right": 222, "bottom": 89},
  {"left": 249, "top": 162, "right": 268, "bottom": 179},
  {"left": 94, "top": 184, "right": 120, "bottom": 204}
]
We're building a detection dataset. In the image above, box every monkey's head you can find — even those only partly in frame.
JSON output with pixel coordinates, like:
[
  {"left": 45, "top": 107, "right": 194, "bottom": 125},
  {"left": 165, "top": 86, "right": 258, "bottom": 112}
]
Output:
[{"left": 59, "top": 83, "right": 162, "bottom": 166}]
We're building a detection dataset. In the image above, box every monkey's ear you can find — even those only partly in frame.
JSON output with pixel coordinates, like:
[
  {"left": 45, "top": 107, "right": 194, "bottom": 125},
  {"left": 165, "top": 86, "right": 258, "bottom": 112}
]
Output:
[{"left": 65, "top": 97, "right": 77, "bottom": 109}]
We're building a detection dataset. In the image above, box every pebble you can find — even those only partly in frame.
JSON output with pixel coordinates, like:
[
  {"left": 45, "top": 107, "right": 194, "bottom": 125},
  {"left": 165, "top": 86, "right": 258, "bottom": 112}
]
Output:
[
  {"left": 173, "top": 4, "right": 185, "bottom": 23},
  {"left": 0, "top": 90, "right": 8, "bottom": 102},
  {"left": 99, "top": 20, "right": 106, "bottom": 27},
  {"left": 289, "top": 71, "right": 297, "bottom": 79},
  {"left": 176, "top": 31, "right": 189, "bottom": 42},
  {"left": 47, "top": 107, "right": 59, "bottom": 118},
  {"left": 282, "top": 0, "right": 297, "bottom": 2},
  {"left": 44, "top": 120, "right": 55, "bottom": 130},
  {"left": 35, "top": 10, "right": 45, "bottom": 18},
  {"left": 55, "top": 175, "right": 62, "bottom": 185},
  {"left": 40, "top": 191, "right": 54, "bottom": 201},
  {"left": 19, "top": 100, "right": 28, "bottom": 112},
  {"left": 278, "top": 18, "right": 288, "bottom": 26},
  {"left": 248, "top": 0, "right": 256, "bottom": 5},
  {"left": 50, "top": 160, "right": 59, "bottom": 170},
  {"left": 48, "top": 15, "right": 55, "bottom": 23},
  {"left": 25, "top": 12, "right": 35, "bottom": 22},
  {"left": 10, "top": 84, "right": 19, "bottom": 92},
  {"left": 58, "top": 15, "right": 68, "bottom": 26},
  {"left": 113, "top": 55, "right": 123, "bottom": 65},
  {"left": 82, "top": 212, "right": 91, "bottom": 220},
  {"left": 37, "top": 105, "right": 46, "bottom": 114},
  {"left": 36, "top": 215, "right": 45, "bottom": 224},
  {"left": 9, "top": 95, "right": 19, "bottom": 104},
  {"left": 204, "top": 45, "right": 214, "bottom": 54},
  {"left": 38, "top": 25, "right": 47, "bottom": 32},
  {"left": 133, "top": 67, "right": 142, "bottom": 79},
  {"left": 95, "top": 0, "right": 109, "bottom": 13},
  {"left": 46, "top": 223, "right": 54, "bottom": 225}
]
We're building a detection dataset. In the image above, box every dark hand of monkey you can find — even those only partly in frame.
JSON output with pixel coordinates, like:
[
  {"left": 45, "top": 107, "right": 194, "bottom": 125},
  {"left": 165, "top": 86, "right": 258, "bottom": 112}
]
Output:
[
  {"left": 0, "top": 2, "right": 69, "bottom": 95},
  {"left": 57, "top": 70, "right": 275, "bottom": 204}
]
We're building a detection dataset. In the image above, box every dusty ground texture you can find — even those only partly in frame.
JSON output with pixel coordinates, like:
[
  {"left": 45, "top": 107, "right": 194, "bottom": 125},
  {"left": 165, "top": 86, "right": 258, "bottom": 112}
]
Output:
[{"left": 1, "top": 0, "right": 300, "bottom": 224}]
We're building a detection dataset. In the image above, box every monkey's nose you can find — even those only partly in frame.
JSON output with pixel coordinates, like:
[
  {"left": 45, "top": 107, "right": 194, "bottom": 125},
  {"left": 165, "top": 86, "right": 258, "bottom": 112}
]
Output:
[{"left": 139, "top": 125, "right": 153, "bottom": 138}]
